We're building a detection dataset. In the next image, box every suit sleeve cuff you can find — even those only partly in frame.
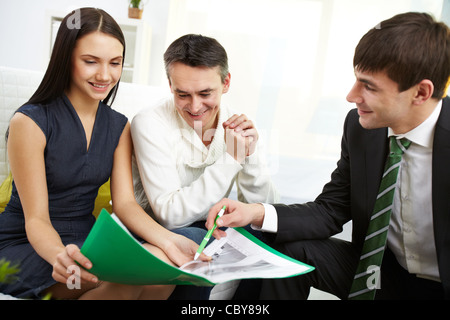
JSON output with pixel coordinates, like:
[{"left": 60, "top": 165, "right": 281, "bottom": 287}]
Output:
[{"left": 251, "top": 203, "right": 278, "bottom": 233}]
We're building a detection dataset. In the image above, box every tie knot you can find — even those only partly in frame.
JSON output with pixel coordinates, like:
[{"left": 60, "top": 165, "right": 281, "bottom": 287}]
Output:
[{"left": 390, "top": 136, "right": 411, "bottom": 155}]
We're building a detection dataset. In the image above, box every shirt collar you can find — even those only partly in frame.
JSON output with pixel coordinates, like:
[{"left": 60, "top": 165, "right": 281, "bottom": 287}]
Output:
[
  {"left": 388, "top": 99, "right": 442, "bottom": 148},
  {"left": 174, "top": 100, "right": 227, "bottom": 168}
]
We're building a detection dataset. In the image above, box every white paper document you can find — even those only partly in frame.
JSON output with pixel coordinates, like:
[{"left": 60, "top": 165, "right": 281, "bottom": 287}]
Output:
[{"left": 180, "top": 228, "right": 313, "bottom": 284}]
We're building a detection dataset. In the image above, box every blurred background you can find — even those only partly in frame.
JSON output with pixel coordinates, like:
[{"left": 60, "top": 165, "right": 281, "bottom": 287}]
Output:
[{"left": 1, "top": 0, "right": 448, "bottom": 205}]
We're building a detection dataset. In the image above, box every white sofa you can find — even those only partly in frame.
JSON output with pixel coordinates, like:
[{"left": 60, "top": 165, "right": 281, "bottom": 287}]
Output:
[{"left": 0, "top": 65, "right": 240, "bottom": 300}]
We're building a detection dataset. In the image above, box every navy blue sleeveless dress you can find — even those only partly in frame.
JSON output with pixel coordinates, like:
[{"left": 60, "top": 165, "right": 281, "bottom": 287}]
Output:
[{"left": 0, "top": 95, "right": 127, "bottom": 298}]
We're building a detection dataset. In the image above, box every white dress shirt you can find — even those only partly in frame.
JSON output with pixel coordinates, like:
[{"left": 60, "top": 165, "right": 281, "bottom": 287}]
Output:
[
  {"left": 131, "top": 97, "right": 279, "bottom": 229},
  {"left": 260, "top": 101, "right": 442, "bottom": 282},
  {"left": 387, "top": 100, "right": 441, "bottom": 282}
]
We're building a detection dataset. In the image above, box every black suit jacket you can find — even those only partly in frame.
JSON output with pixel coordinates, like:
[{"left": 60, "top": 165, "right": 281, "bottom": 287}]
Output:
[{"left": 273, "top": 97, "right": 450, "bottom": 298}]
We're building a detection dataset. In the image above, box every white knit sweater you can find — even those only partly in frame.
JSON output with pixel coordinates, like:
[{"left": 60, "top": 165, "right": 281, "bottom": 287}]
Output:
[{"left": 131, "top": 97, "right": 279, "bottom": 229}]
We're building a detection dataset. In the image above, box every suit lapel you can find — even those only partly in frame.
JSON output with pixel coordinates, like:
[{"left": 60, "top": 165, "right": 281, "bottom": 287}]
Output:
[
  {"left": 364, "top": 127, "right": 389, "bottom": 220},
  {"left": 432, "top": 97, "right": 450, "bottom": 298}
]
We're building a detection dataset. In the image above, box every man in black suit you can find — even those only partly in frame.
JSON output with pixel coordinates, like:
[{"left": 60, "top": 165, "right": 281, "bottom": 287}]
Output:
[{"left": 206, "top": 12, "right": 450, "bottom": 299}]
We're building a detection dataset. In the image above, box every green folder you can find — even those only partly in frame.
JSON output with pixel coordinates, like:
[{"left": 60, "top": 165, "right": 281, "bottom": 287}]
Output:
[{"left": 80, "top": 209, "right": 314, "bottom": 286}]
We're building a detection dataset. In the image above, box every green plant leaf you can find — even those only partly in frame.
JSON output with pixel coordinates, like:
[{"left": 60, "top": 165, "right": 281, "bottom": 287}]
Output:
[
  {"left": 0, "top": 258, "right": 20, "bottom": 284},
  {"left": 130, "top": 0, "right": 141, "bottom": 8}
]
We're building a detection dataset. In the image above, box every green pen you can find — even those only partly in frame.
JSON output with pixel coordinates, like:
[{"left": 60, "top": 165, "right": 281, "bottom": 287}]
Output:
[{"left": 194, "top": 205, "right": 226, "bottom": 260}]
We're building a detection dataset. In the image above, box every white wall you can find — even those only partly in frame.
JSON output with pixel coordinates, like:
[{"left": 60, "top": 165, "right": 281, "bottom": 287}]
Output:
[
  {"left": 0, "top": 0, "right": 170, "bottom": 86},
  {"left": 163, "top": 0, "right": 446, "bottom": 202}
]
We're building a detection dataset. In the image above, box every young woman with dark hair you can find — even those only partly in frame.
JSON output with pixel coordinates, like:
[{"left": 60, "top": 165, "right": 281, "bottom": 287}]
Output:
[{"left": 0, "top": 7, "right": 208, "bottom": 300}]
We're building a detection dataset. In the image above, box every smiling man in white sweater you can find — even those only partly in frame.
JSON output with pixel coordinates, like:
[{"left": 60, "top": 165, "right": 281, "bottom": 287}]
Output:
[{"left": 131, "top": 34, "right": 278, "bottom": 234}]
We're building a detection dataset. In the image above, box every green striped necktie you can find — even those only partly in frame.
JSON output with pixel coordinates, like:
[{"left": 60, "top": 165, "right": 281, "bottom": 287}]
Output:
[{"left": 348, "top": 136, "right": 411, "bottom": 300}]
